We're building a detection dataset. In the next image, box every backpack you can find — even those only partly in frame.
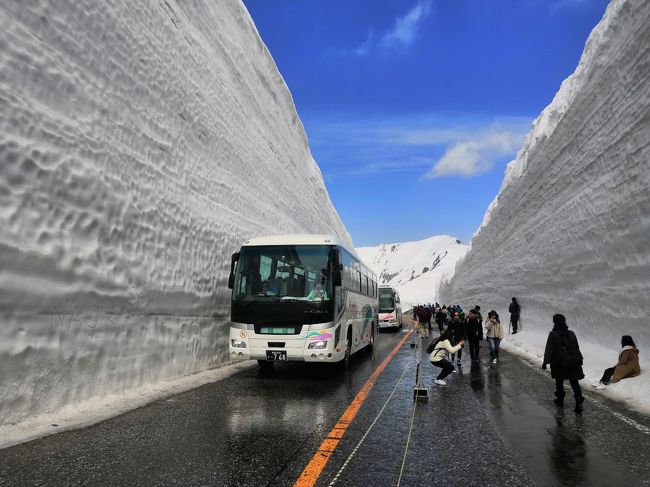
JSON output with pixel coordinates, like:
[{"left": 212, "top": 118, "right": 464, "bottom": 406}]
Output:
[
  {"left": 426, "top": 336, "right": 443, "bottom": 354},
  {"left": 556, "top": 333, "right": 582, "bottom": 368}
]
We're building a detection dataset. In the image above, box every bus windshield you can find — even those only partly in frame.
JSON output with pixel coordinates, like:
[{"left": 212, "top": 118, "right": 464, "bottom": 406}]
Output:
[
  {"left": 378, "top": 290, "right": 395, "bottom": 313},
  {"left": 231, "top": 244, "right": 334, "bottom": 325}
]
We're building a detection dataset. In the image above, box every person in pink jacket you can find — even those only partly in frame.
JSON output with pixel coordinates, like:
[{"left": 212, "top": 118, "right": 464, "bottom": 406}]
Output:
[{"left": 429, "top": 329, "right": 465, "bottom": 385}]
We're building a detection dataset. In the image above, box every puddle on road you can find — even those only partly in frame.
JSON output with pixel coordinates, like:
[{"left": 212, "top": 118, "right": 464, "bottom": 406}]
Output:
[{"left": 470, "top": 357, "right": 646, "bottom": 486}]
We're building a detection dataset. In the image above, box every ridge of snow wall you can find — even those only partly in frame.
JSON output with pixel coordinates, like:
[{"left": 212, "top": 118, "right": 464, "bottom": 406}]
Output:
[
  {"left": 0, "top": 0, "right": 351, "bottom": 427},
  {"left": 356, "top": 236, "right": 469, "bottom": 306},
  {"left": 440, "top": 0, "right": 650, "bottom": 350}
]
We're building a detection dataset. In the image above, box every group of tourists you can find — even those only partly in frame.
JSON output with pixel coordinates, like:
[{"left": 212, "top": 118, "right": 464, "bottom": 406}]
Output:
[
  {"left": 411, "top": 300, "right": 642, "bottom": 415},
  {"left": 413, "top": 303, "right": 505, "bottom": 386}
]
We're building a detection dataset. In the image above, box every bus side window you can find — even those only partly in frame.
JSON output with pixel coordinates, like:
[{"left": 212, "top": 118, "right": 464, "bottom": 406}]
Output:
[{"left": 341, "top": 250, "right": 355, "bottom": 290}]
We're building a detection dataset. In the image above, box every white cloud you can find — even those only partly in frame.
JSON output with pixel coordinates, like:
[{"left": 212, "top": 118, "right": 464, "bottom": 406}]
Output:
[
  {"left": 305, "top": 114, "right": 531, "bottom": 180},
  {"left": 344, "top": 158, "right": 433, "bottom": 176},
  {"left": 423, "top": 130, "right": 526, "bottom": 179},
  {"left": 353, "top": 30, "right": 374, "bottom": 56},
  {"left": 381, "top": 0, "right": 432, "bottom": 48}
]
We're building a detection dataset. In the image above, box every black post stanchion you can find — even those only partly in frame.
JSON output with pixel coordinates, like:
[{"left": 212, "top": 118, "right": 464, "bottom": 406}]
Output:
[
  {"left": 409, "top": 317, "right": 416, "bottom": 348},
  {"left": 413, "top": 329, "right": 428, "bottom": 401}
]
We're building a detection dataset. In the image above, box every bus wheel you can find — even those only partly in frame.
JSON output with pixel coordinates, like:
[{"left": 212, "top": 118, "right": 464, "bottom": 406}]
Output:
[
  {"left": 257, "top": 360, "right": 274, "bottom": 371},
  {"left": 366, "top": 327, "right": 375, "bottom": 352},
  {"left": 341, "top": 329, "right": 352, "bottom": 368}
]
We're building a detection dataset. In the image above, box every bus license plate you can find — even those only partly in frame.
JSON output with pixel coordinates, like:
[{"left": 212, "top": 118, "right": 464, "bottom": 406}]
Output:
[{"left": 266, "top": 350, "right": 287, "bottom": 361}]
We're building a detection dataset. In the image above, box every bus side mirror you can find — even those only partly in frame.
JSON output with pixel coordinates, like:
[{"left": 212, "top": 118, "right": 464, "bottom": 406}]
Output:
[
  {"left": 228, "top": 252, "right": 240, "bottom": 289},
  {"left": 333, "top": 264, "right": 343, "bottom": 287}
]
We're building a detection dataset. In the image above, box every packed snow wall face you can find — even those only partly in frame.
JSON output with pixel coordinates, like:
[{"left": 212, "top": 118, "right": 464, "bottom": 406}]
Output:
[
  {"left": 0, "top": 0, "right": 350, "bottom": 426},
  {"left": 440, "top": 0, "right": 650, "bottom": 349}
]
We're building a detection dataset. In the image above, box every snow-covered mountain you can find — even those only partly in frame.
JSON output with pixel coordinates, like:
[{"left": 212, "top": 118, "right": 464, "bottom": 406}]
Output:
[
  {"left": 440, "top": 0, "right": 650, "bottom": 411},
  {"left": 356, "top": 236, "right": 469, "bottom": 307},
  {"left": 0, "top": 0, "right": 350, "bottom": 433}
]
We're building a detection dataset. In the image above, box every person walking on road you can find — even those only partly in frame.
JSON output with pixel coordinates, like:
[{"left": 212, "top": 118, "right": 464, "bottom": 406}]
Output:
[
  {"left": 474, "top": 305, "right": 483, "bottom": 324},
  {"left": 429, "top": 329, "right": 465, "bottom": 385},
  {"left": 596, "top": 335, "right": 640, "bottom": 389},
  {"left": 509, "top": 297, "right": 520, "bottom": 334},
  {"left": 416, "top": 305, "right": 431, "bottom": 338},
  {"left": 447, "top": 312, "right": 467, "bottom": 365},
  {"left": 435, "top": 307, "right": 447, "bottom": 334},
  {"left": 465, "top": 308, "right": 483, "bottom": 362},
  {"left": 485, "top": 310, "right": 504, "bottom": 364},
  {"left": 542, "top": 314, "right": 585, "bottom": 413}
]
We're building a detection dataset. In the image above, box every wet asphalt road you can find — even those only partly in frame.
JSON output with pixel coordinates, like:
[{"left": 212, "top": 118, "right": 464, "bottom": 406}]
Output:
[{"left": 1, "top": 325, "right": 649, "bottom": 487}]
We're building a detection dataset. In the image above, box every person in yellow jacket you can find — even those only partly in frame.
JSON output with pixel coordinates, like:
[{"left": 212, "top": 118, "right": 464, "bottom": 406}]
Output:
[
  {"left": 596, "top": 335, "right": 641, "bottom": 389},
  {"left": 485, "top": 310, "right": 504, "bottom": 364}
]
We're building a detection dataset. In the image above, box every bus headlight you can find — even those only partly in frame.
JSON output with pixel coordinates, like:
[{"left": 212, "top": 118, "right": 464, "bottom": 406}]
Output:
[
  {"left": 231, "top": 339, "right": 247, "bottom": 348},
  {"left": 308, "top": 340, "right": 328, "bottom": 350}
]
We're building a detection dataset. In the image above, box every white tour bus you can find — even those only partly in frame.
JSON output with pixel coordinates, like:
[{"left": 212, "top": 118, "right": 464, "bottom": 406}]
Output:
[
  {"left": 228, "top": 234, "right": 378, "bottom": 369},
  {"left": 378, "top": 285, "right": 403, "bottom": 330}
]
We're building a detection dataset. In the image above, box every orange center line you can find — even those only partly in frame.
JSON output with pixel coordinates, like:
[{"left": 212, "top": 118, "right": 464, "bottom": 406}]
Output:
[{"left": 293, "top": 330, "right": 413, "bottom": 487}]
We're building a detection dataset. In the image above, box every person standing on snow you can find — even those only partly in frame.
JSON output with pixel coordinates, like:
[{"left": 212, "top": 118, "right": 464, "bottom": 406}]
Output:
[
  {"left": 429, "top": 329, "right": 465, "bottom": 385},
  {"left": 465, "top": 308, "right": 483, "bottom": 363},
  {"left": 485, "top": 310, "right": 504, "bottom": 364},
  {"left": 542, "top": 314, "right": 585, "bottom": 413},
  {"left": 509, "top": 297, "right": 520, "bottom": 334}
]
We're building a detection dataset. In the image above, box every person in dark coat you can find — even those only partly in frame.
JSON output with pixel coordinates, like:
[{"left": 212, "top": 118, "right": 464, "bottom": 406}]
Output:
[
  {"left": 542, "top": 314, "right": 585, "bottom": 413},
  {"left": 447, "top": 312, "right": 467, "bottom": 365},
  {"left": 435, "top": 307, "right": 447, "bottom": 333},
  {"left": 465, "top": 309, "right": 483, "bottom": 362},
  {"left": 416, "top": 306, "right": 432, "bottom": 338},
  {"left": 508, "top": 297, "right": 520, "bottom": 334},
  {"left": 474, "top": 305, "right": 483, "bottom": 324}
]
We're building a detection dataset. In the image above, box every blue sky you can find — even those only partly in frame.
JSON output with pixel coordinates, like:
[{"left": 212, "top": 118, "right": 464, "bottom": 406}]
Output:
[{"left": 243, "top": 0, "right": 609, "bottom": 246}]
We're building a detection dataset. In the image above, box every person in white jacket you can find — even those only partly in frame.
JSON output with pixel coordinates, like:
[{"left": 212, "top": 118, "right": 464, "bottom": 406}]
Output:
[
  {"left": 485, "top": 310, "right": 504, "bottom": 364},
  {"left": 429, "top": 329, "right": 465, "bottom": 385}
]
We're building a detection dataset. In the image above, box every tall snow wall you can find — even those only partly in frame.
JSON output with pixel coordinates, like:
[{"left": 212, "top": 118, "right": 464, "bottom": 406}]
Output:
[
  {"left": 440, "top": 0, "right": 650, "bottom": 350},
  {"left": 0, "top": 0, "right": 350, "bottom": 427}
]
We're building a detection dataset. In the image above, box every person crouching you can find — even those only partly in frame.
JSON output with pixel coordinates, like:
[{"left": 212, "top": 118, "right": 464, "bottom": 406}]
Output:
[{"left": 429, "top": 329, "right": 465, "bottom": 385}]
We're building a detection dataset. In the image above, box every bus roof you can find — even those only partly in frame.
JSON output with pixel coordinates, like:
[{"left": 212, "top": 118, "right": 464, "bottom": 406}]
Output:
[
  {"left": 240, "top": 234, "right": 369, "bottom": 275},
  {"left": 242, "top": 234, "right": 346, "bottom": 247},
  {"left": 379, "top": 285, "right": 398, "bottom": 293}
]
